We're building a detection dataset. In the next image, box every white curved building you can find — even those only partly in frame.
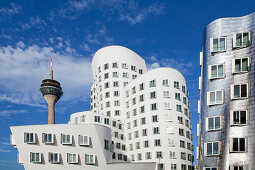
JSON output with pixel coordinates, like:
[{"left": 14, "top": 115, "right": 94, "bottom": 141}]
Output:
[{"left": 10, "top": 45, "right": 193, "bottom": 170}]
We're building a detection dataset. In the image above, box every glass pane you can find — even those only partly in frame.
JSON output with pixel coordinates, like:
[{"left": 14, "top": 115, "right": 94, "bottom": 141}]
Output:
[
  {"left": 233, "top": 111, "right": 240, "bottom": 124},
  {"left": 32, "top": 153, "right": 36, "bottom": 161},
  {"left": 210, "top": 92, "right": 215, "bottom": 104},
  {"left": 235, "top": 59, "right": 241, "bottom": 72},
  {"left": 234, "top": 85, "right": 240, "bottom": 98},
  {"left": 216, "top": 91, "right": 222, "bottom": 103},
  {"left": 240, "top": 138, "right": 245, "bottom": 151},
  {"left": 240, "top": 111, "right": 247, "bottom": 124},
  {"left": 241, "top": 84, "right": 247, "bottom": 97},
  {"left": 211, "top": 65, "right": 217, "bottom": 78},
  {"left": 54, "top": 153, "right": 58, "bottom": 162},
  {"left": 50, "top": 153, "right": 53, "bottom": 162},
  {"left": 242, "top": 58, "right": 248, "bottom": 71},
  {"left": 67, "top": 135, "right": 70, "bottom": 143},
  {"left": 208, "top": 118, "right": 214, "bottom": 130},
  {"left": 212, "top": 168, "right": 217, "bottom": 170},
  {"left": 213, "top": 39, "right": 218, "bottom": 51},
  {"left": 36, "top": 153, "right": 39, "bottom": 161},
  {"left": 215, "top": 117, "right": 221, "bottom": 129},
  {"left": 220, "top": 38, "right": 225, "bottom": 50},
  {"left": 236, "top": 33, "right": 242, "bottom": 46},
  {"left": 68, "top": 154, "right": 72, "bottom": 162},
  {"left": 213, "top": 142, "right": 219, "bottom": 154},
  {"left": 30, "top": 134, "right": 33, "bottom": 142},
  {"left": 73, "top": 155, "right": 76, "bottom": 162},
  {"left": 218, "top": 64, "right": 223, "bottom": 77},
  {"left": 207, "top": 143, "right": 212, "bottom": 155},
  {"left": 48, "top": 134, "right": 52, "bottom": 143},
  {"left": 90, "top": 155, "right": 94, "bottom": 163},
  {"left": 243, "top": 32, "right": 249, "bottom": 46},
  {"left": 233, "top": 138, "right": 239, "bottom": 151}
]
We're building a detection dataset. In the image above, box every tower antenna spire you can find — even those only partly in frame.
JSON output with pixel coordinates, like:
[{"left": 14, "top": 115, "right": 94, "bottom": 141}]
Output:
[{"left": 50, "top": 57, "right": 53, "bottom": 79}]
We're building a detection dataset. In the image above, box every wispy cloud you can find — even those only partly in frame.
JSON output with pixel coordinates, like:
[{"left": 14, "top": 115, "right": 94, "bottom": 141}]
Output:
[
  {"left": 21, "top": 16, "right": 46, "bottom": 30},
  {"left": 0, "top": 109, "right": 27, "bottom": 117},
  {"left": 51, "top": 0, "right": 165, "bottom": 25},
  {"left": 0, "top": 41, "right": 92, "bottom": 107},
  {"left": 0, "top": 3, "right": 21, "bottom": 17}
]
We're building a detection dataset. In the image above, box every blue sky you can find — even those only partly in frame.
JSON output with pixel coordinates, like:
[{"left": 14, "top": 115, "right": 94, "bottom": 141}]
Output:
[{"left": 0, "top": 0, "right": 254, "bottom": 169}]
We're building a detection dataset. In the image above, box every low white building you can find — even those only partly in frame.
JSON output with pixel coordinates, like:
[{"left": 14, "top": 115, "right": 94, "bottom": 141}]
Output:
[{"left": 10, "top": 45, "right": 193, "bottom": 170}]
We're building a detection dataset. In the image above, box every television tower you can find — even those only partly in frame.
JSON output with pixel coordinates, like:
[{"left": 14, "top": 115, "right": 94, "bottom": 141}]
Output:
[{"left": 40, "top": 58, "right": 63, "bottom": 124}]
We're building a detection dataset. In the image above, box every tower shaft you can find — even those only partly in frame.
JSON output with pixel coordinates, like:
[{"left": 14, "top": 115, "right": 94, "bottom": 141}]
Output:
[{"left": 44, "top": 94, "right": 58, "bottom": 124}]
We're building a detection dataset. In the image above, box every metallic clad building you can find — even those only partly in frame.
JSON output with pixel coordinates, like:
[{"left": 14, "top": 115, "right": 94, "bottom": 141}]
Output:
[{"left": 198, "top": 12, "right": 255, "bottom": 170}]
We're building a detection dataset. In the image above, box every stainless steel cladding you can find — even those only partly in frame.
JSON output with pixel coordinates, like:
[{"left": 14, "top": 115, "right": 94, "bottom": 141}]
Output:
[{"left": 198, "top": 12, "right": 255, "bottom": 170}]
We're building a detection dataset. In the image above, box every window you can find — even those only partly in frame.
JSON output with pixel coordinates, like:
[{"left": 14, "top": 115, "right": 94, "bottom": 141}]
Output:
[
  {"left": 123, "top": 82, "right": 128, "bottom": 86},
  {"left": 104, "top": 139, "right": 109, "bottom": 150},
  {"left": 61, "top": 134, "right": 72, "bottom": 145},
  {"left": 79, "top": 135, "right": 90, "bottom": 146},
  {"left": 150, "top": 91, "right": 156, "bottom": 99},
  {"left": 67, "top": 153, "right": 78, "bottom": 164},
  {"left": 162, "top": 79, "right": 169, "bottom": 86},
  {"left": 176, "top": 105, "right": 182, "bottom": 112},
  {"left": 154, "top": 139, "right": 161, "bottom": 146},
  {"left": 132, "top": 109, "right": 137, "bottom": 116},
  {"left": 233, "top": 31, "right": 251, "bottom": 48},
  {"left": 85, "top": 154, "right": 95, "bottom": 164},
  {"left": 168, "top": 139, "right": 175, "bottom": 147},
  {"left": 181, "top": 164, "right": 187, "bottom": 170},
  {"left": 123, "top": 72, "right": 129, "bottom": 78},
  {"left": 139, "top": 83, "right": 144, "bottom": 90},
  {"left": 136, "top": 142, "right": 140, "bottom": 149},
  {"left": 113, "top": 81, "right": 119, "bottom": 87},
  {"left": 174, "top": 81, "right": 179, "bottom": 89},
  {"left": 132, "top": 74, "right": 137, "bottom": 79},
  {"left": 231, "top": 110, "right": 248, "bottom": 125},
  {"left": 150, "top": 80, "right": 156, "bottom": 87},
  {"left": 151, "top": 103, "right": 157, "bottom": 110},
  {"left": 94, "top": 116, "right": 100, "bottom": 122},
  {"left": 131, "top": 65, "right": 136, "bottom": 71},
  {"left": 105, "top": 92, "right": 110, "bottom": 98},
  {"left": 30, "top": 152, "right": 41, "bottom": 163},
  {"left": 153, "top": 127, "right": 160, "bottom": 134},
  {"left": 139, "top": 69, "right": 143, "bottom": 74},
  {"left": 180, "top": 140, "right": 185, "bottom": 148},
  {"left": 135, "top": 131, "right": 139, "bottom": 138},
  {"left": 137, "top": 153, "right": 142, "bottom": 160},
  {"left": 231, "top": 138, "right": 246, "bottom": 152},
  {"left": 81, "top": 115, "right": 85, "bottom": 122},
  {"left": 182, "top": 86, "right": 186, "bottom": 93},
  {"left": 48, "top": 153, "right": 60, "bottom": 163},
  {"left": 104, "top": 63, "right": 109, "bottom": 70},
  {"left": 231, "top": 83, "right": 248, "bottom": 99},
  {"left": 144, "top": 140, "right": 149, "bottom": 148},
  {"left": 122, "top": 63, "right": 128, "bottom": 69},
  {"left": 181, "top": 152, "right": 186, "bottom": 160},
  {"left": 205, "top": 141, "right": 219, "bottom": 156},
  {"left": 209, "top": 64, "right": 224, "bottom": 79},
  {"left": 145, "top": 152, "right": 151, "bottom": 159},
  {"left": 141, "top": 117, "right": 146, "bottom": 125},
  {"left": 175, "top": 93, "right": 180, "bottom": 100},
  {"left": 107, "top": 111, "right": 111, "bottom": 117},
  {"left": 179, "top": 128, "right": 184, "bottom": 136},
  {"left": 24, "top": 133, "right": 36, "bottom": 143},
  {"left": 115, "top": 110, "right": 120, "bottom": 116},
  {"left": 42, "top": 133, "right": 54, "bottom": 144},
  {"left": 163, "top": 91, "right": 170, "bottom": 98},
  {"left": 139, "top": 94, "right": 144, "bottom": 102},
  {"left": 206, "top": 116, "right": 221, "bottom": 131},
  {"left": 164, "top": 103, "right": 171, "bottom": 110},
  {"left": 171, "top": 164, "right": 177, "bottom": 170},
  {"left": 156, "top": 151, "right": 162, "bottom": 158},
  {"left": 133, "top": 120, "right": 137, "bottom": 127},
  {"left": 116, "top": 142, "right": 121, "bottom": 149},
  {"left": 114, "top": 91, "right": 119, "bottom": 97},
  {"left": 114, "top": 100, "right": 120, "bottom": 106},
  {"left": 152, "top": 115, "right": 158, "bottom": 122},
  {"left": 169, "top": 151, "right": 176, "bottom": 159},
  {"left": 112, "top": 62, "right": 118, "bottom": 68},
  {"left": 204, "top": 168, "right": 217, "bottom": 170},
  {"left": 113, "top": 72, "right": 119, "bottom": 78},
  {"left": 104, "top": 73, "right": 109, "bottom": 79},
  {"left": 142, "top": 129, "right": 147, "bottom": 136},
  {"left": 132, "top": 98, "right": 136, "bottom": 105},
  {"left": 105, "top": 101, "right": 110, "bottom": 107},
  {"left": 132, "top": 87, "right": 136, "bottom": 94},
  {"left": 229, "top": 165, "right": 247, "bottom": 170},
  {"left": 233, "top": 57, "right": 250, "bottom": 73},
  {"left": 210, "top": 37, "right": 226, "bottom": 52},
  {"left": 140, "top": 106, "right": 145, "bottom": 113},
  {"left": 178, "top": 116, "right": 183, "bottom": 124},
  {"left": 104, "top": 118, "right": 110, "bottom": 125},
  {"left": 207, "top": 90, "right": 224, "bottom": 105},
  {"left": 183, "top": 97, "right": 187, "bottom": 105},
  {"left": 98, "top": 66, "right": 101, "bottom": 73}
]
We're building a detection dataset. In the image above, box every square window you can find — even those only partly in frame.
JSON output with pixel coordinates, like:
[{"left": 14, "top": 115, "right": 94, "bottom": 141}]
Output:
[
  {"left": 67, "top": 153, "right": 78, "bottom": 164},
  {"left": 85, "top": 154, "right": 96, "bottom": 164},
  {"left": 207, "top": 90, "right": 224, "bottom": 105},
  {"left": 206, "top": 116, "right": 221, "bottom": 131},
  {"left": 233, "top": 57, "right": 250, "bottom": 73},
  {"left": 30, "top": 152, "right": 41, "bottom": 163},
  {"left": 205, "top": 142, "right": 219, "bottom": 156},
  {"left": 231, "top": 110, "right": 248, "bottom": 125},
  {"left": 233, "top": 31, "right": 251, "bottom": 48},
  {"left": 42, "top": 133, "right": 54, "bottom": 144},
  {"left": 231, "top": 138, "right": 246, "bottom": 152},
  {"left": 210, "top": 37, "right": 226, "bottom": 52},
  {"left": 48, "top": 153, "right": 60, "bottom": 163},
  {"left": 209, "top": 64, "right": 224, "bottom": 79},
  {"left": 231, "top": 83, "right": 248, "bottom": 99},
  {"left": 61, "top": 134, "right": 72, "bottom": 145}
]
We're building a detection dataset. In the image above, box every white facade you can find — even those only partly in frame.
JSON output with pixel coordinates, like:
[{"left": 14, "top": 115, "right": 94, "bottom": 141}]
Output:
[{"left": 11, "top": 45, "right": 193, "bottom": 170}]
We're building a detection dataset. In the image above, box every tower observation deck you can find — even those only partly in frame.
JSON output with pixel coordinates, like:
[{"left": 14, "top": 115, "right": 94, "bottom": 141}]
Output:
[{"left": 40, "top": 58, "right": 63, "bottom": 124}]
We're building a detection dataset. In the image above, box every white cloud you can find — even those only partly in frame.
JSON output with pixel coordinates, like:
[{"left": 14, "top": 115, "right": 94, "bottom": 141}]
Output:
[
  {"left": 21, "top": 16, "right": 46, "bottom": 30},
  {"left": 0, "top": 148, "right": 12, "bottom": 153},
  {"left": 150, "top": 56, "right": 157, "bottom": 61},
  {"left": 0, "top": 109, "right": 27, "bottom": 117},
  {"left": 52, "top": 0, "right": 165, "bottom": 25},
  {"left": 0, "top": 3, "right": 21, "bottom": 17},
  {"left": 147, "top": 62, "right": 160, "bottom": 70},
  {"left": 0, "top": 42, "right": 92, "bottom": 107}
]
